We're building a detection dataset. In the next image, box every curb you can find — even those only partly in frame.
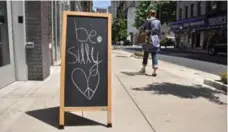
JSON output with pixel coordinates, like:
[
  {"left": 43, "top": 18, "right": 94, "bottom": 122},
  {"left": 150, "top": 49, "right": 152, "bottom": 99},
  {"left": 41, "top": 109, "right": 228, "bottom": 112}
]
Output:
[{"left": 203, "top": 79, "right": 227, "bottom": 92}]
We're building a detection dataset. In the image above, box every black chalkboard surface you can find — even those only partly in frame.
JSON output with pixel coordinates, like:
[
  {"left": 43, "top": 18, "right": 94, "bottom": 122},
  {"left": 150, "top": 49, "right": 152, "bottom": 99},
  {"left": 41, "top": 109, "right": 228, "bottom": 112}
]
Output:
[
  {"left": 59, "top": 11, "right": 112, "bottom": 128},
  {"left": 64, "top": 15, "right": 108, "bottom": 107}
]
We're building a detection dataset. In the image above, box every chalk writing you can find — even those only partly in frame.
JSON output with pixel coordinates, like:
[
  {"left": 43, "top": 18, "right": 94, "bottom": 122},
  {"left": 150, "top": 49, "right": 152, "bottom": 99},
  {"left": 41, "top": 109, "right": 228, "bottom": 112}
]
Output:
[
  {"left": 68, "top": 19, "right": 103, "bottom": 100},
  {"left": 74, "top": 19, "right": 97, "bottom": 44}
]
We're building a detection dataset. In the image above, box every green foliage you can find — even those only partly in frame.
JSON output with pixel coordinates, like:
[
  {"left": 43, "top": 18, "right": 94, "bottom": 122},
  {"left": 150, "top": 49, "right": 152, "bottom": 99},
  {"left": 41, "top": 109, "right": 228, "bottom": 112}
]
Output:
[
  {"left": 134, "top": 1, "right": 158, "bottom": 29},
  {"left": 112, "top": 19, "right": 120, "bottom": 42},
  {"left": 160, "top": 39, "right": 168, "bottom": 46},
  {"left": 220, "top": 72, "right": 227, "bottom": 84},
  {"left": 160, "top": 38, "right": 175, "bottom": 46},
  {"left": 112, "top": 6, "right": 127, "bottom": 42},
  {"left": 134, "top": 1, "right": 176, "bottom": 28},
  {"left": 159, "top": 1, "right": 176, "bottom": 24}
]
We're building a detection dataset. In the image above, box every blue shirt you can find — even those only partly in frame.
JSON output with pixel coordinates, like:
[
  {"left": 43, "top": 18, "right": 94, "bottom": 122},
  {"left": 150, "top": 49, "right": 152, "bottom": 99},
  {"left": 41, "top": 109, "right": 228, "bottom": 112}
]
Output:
[{"left": 142, "top": 17, "right": 161, "bottom": 53}]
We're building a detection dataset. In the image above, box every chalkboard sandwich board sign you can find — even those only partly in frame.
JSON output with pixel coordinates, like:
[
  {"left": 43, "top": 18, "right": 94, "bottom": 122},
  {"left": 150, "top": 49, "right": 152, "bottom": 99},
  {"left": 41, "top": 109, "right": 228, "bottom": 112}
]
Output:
[{"left": 59, "top": 11, "right": 112, "bottom": 129}]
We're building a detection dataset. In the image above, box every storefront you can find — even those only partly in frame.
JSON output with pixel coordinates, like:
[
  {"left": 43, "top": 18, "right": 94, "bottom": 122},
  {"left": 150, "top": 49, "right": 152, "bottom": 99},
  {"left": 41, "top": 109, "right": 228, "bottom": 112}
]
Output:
[
  {"left": 170, "top": 16, "right": 207, "bottom": 49},
  {"left": 0, "top": 1, "right": 15, "bottom": 87},
  {"left": 0, "top": 1, "right": 27, "bottom": 88},
  {"left": 0, "top": 1, "right": 91, "bottom": 88},
  {"left": 171, "top": 13, "right": 227, "bottom": 49},
  {"left": 0, "top": 1, "right": 55, "bottom": 88},
  {"left": 206, "top": 14, "right": 227, "bottom": 46}
]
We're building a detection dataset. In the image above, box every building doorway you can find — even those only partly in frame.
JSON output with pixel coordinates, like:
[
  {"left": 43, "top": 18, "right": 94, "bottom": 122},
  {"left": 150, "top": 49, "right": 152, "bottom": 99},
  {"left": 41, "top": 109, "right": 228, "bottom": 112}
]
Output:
[
  {"left": 191, "top": 33, "right": 195, "bottom": 48},
  {"left": 195, "top": 32, "right": 201, "bottom": 48},
  {"left": 0, "top": 1, "right": 16, "bottom": 88}
]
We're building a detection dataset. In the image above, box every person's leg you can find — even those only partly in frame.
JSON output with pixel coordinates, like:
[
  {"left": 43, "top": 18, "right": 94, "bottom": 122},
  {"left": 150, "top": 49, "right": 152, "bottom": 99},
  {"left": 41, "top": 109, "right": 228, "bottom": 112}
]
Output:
[
  {"left": 139, "top": 51, "right": 149, "bottom": 73},
  {"left": 151, "top": 52, "right": 158, "bottom": 76}
]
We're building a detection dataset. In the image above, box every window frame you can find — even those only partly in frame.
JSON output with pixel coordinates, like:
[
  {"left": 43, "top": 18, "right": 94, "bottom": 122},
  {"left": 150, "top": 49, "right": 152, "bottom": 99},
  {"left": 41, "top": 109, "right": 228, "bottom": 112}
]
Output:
[
  {"left": 179, "top": 8, "right": 182, "bottom": 20},
  {"left": 190, "top": 4, "right": 194, "bottom": 17},
  {"left": 197, "top": 2, "right": 201, "bottom": 16},
  {"left": 185, "top": 6, "right": 188, "bottom": 19}
]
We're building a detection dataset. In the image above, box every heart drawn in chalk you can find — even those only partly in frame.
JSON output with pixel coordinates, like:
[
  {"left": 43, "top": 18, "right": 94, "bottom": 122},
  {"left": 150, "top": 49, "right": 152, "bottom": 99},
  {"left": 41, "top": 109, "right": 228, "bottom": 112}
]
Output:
[{"left": 71, "top": 61, "right": 102, "bottom": 100}]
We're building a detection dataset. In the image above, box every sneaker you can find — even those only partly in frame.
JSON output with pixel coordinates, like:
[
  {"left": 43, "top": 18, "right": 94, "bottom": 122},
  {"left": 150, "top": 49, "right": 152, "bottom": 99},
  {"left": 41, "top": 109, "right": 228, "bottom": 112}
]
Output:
[
  {"left": 152, "top": 73, "right": 157, "bottom": 77},
  {"left": 139, "top": 67, "right": 146, "bottom": 74}
]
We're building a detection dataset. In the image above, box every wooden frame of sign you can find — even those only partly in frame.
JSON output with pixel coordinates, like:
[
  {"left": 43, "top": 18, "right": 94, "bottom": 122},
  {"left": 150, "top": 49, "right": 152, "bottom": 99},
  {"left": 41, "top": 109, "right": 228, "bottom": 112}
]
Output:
[{"left": 59, "top": 11, "right": 112, "bottom": 129}]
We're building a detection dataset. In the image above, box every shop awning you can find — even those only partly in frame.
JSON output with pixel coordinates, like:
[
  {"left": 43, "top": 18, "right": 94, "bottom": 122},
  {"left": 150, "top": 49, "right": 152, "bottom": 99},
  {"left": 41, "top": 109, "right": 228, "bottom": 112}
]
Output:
[
  {"left": 170, "top": 16, "right": 207, "bottom": 32},
  {"left": 170, "top": 14, "right": 227, "bottom": 32}
]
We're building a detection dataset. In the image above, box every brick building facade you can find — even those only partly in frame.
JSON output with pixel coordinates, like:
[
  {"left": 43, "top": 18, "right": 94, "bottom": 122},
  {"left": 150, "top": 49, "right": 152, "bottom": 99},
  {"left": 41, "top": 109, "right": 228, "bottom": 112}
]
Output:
[{"left": 25, "top": 1, "right": 51, "bottom": 80}]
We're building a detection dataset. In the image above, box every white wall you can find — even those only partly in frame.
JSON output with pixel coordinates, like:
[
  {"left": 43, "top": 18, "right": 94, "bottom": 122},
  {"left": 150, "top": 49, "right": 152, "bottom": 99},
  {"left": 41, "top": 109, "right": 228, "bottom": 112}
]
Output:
[
  {"left": 127, "top": 7, "right": 137, "bottom": 34},
  {"left": 127, "top": 7, "right": 139, "bottom": 44},
  {"left": 11, "top": 1, "right": 27, "bottom": 80}
]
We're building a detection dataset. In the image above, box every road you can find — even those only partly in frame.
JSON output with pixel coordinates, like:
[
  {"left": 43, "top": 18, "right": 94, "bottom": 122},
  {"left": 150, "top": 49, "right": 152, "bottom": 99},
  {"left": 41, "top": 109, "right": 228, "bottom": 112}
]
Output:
[{"left": 121, "top": 47, "right": 227, "bottom": 76}]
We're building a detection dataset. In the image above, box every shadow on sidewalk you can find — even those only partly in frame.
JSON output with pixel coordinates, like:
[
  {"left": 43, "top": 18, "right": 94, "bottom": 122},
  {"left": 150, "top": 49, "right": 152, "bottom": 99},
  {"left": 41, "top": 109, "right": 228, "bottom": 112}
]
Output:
[
  {"left": 121, "top": 71, "right": 152, "bottom": 77},
  {"left": 132, "top": 82, "right": 226, "bottom": 105},
  {"left": 121, "top": 71, "right": 144, "bottom": 76},
  {"left": 26, "top": 107, "right": 106, "bottom": 129}
]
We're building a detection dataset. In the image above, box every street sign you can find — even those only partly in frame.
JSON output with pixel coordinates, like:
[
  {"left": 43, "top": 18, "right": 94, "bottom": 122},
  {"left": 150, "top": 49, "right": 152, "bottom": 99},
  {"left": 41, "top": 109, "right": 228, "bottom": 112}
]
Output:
[{"left": 59, "top": 11, "right": 112, "bottom": 129}]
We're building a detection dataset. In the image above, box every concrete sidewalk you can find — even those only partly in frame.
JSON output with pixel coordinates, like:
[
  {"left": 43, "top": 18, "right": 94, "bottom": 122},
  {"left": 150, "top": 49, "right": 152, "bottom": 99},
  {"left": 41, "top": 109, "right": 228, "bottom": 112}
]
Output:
[
  {"left": 0, "top": 64, "right": 152, "bottom": 131},
  {"left": 113, "top": 49, "right": 227, "bottom": 132},
  {"left": 0, "top": 50, "right": 227, "bottom": 132},
  {"left": 116, "top": 49, "right": 221, "bottom": 84}
]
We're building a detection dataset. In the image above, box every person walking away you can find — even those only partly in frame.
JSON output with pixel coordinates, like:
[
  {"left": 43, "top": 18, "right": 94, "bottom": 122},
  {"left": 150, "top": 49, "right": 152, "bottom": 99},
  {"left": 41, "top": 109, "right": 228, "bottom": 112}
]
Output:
[{"left": 139, "top": 10, "right": 161, "bottom": 76}]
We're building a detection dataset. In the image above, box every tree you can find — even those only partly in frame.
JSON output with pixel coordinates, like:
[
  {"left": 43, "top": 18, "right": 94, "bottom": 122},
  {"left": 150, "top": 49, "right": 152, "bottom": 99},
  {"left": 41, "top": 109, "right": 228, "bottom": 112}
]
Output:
[
  {"left": 112, "top": 5, "right": 127, "bottom": 42},
  {"left": 159, "top": 1, "right": 176, "bottom": 24},
  {"left": 134, "top": 1, "right": 158, "bottom": 29},
  {"left": 134, "top": 1, "right": 176, "bottom": 28}
]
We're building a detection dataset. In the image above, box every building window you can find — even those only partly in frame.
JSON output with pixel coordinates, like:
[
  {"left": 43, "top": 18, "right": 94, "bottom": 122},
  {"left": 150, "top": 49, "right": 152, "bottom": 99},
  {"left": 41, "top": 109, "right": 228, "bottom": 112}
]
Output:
[
  {"left": 131, "top": 1, "right": 135, "bottom": 7},
  {"left": 0, "top": 2, "right": 10, "bottom": 67},
  {"left": 206, "top": 1, "right": 211, "bottom": 13},
  {"left": 190, "top": 4, "right": 194, "bottom": 17},
  {"left": 179, "top": 8, "right": 182, "bottom": 20},
  {"left": 211, "top": 1, "right": 217, "bottom": 12},
  {"left": 185, "top": 6, "right": 188, "bottom": 18},
  {"left": 220, "top": 1, "right": 227, "bottom": 11},
  {"left": 197, "top": 2, "right": 201, "bottom": 16}
]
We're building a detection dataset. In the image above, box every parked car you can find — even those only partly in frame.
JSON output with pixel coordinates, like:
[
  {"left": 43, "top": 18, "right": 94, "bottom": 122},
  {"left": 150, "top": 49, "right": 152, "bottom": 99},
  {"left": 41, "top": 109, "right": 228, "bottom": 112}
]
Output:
[
  {"left": 208, "top": 35, "right": 227, "bottom": 56},
  {"left": 208, "top": 43, "right": 227, "bottom": 56}
]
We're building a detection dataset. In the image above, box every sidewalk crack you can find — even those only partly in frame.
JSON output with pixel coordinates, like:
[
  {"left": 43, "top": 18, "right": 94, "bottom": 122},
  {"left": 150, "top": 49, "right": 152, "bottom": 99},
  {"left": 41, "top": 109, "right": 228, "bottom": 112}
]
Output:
[{"left": 115, "top": 74, "right": 156, "bottom": 132}]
